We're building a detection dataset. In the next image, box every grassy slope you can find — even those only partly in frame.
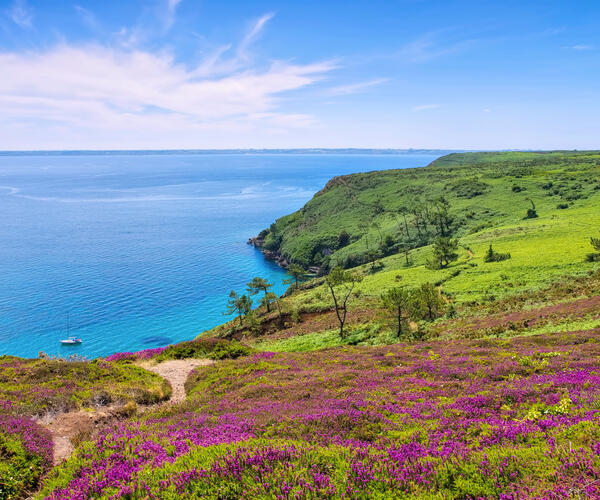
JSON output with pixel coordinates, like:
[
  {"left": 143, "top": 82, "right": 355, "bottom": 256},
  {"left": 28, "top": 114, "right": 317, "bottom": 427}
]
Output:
[
  {"left": 206, "top": 151, "right": 600, "bottom": 351},
  {"left": 38, "top": 331, "right": 600, "bottom": 498},
  {"left": 0, "top": 356, "right": 171, "bottom": 416},
  {"left": 260, "top": 151, "right": 600, "bottom": 270}
]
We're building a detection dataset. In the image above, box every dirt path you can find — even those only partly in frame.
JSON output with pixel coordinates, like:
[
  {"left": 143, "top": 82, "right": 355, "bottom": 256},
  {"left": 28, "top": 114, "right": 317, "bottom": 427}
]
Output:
[
  {"left": 39, "top": 358, "right": 213, "bottom": 465},
  {"left": 38, "top": 407, "right": 116, "bottom": 465},
  {"left": 138, "top": 358, "right": 213, "bottom": 404}
]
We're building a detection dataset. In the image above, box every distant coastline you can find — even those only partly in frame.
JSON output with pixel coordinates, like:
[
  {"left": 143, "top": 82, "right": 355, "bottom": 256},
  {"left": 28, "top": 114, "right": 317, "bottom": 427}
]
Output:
[{"left": 0, "top": 148, "right": 462, "bottom": 156}]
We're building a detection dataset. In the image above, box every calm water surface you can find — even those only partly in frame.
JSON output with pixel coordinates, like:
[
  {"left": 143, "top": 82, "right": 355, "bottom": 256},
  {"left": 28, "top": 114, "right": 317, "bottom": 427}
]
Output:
[{"left": 0, "top": 153, "right": 440, "bottom": 358}]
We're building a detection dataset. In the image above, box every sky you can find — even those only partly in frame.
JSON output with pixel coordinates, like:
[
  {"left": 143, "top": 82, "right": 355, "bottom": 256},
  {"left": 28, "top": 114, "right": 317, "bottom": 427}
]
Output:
[{"left": 0, "top": 0, "right": 599, "bottom": 150}]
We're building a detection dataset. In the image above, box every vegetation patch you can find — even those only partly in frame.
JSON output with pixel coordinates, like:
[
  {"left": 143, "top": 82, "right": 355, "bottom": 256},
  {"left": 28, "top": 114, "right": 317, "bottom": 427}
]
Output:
[
  {"left": 0, "top": 356, "right": 170, "bottom": 415},
  {"left": 37, "top": 331, "right": 600, "bottom": 499},
  {"left": 0, "top": 414, "right": 52, "bottom": 500},
  {"left": 106, "top": 337, "right": 253, "bottom": 363}
]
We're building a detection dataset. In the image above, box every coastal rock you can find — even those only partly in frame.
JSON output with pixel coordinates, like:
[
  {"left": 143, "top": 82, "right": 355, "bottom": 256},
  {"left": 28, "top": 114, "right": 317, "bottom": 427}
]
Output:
[{"left": 247, "top": 234, "right": 292, "bottom": 268}]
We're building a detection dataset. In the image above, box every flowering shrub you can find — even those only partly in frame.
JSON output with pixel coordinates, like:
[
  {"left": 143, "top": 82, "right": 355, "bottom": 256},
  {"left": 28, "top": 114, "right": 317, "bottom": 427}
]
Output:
[
  {"left": 104, "top": 347, "right": 167, "bottom": 363},
  {"left": 0, "top": 356, "right": 171, "bottom": 415},
  {"left": 106, "top": 337, "right": 252, "bottom": 364},
  {"left": 38, "top": 330, "right": 600, "bottom": 498},
  {"left": 0, "top": 414, "right": 52, "bottom": 499}
]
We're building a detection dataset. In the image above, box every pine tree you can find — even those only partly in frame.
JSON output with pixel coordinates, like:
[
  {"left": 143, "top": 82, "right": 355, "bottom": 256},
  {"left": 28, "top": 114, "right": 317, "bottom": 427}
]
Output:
[
  {"left": 432, "top": 237, "right": 459, "bottom": 268},
  {"left": 247, "top": 277, "right": 274, "bottom": 312},
  {"left": 380, "top": 287, "right": 413, "bottom": 337},
  {"left": 484, "top": 244, "right": 495, "bottom": 263},
  {"left": 284, "top": 264, "right": 305, "bottom": 290},
  {"left": 224, "top": 291, "right": 252, "bottom": 325}
]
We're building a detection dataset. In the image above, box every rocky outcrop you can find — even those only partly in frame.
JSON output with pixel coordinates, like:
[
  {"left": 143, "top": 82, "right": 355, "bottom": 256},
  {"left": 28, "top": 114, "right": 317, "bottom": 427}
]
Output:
[{"left": 247, "top": 235, "right": 290, "bottom": 268}]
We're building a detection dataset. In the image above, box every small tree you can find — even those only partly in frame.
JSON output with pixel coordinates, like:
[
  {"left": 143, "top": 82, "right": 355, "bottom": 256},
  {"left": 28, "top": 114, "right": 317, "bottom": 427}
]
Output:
[
  {"left": 414, "top": 282, "right": 446, "bottom": 321},
  {"left": 325, "top": 266, "right": 362, "bottom": 338},
  {"left": 247, "top": 277, "right": 274, "bottom": 312},
  {"left": 338, "top": 230, "right": 350, "bottom": 248},
  {"left": 430, "top": 237, "right": 459, "bottom": 269},
  {"left": 484, "top": 244, "right": 511, "bottom": 263},
  {"left": 381, "top": 234, "right": 395, "bottom": 255},
  {"left": 260, "top": 292, "right": 279, "bottom": 317},
  {"left": 363, "top": 232, "right": 380, "bottom": 272},
  {"left": 399, "top": 242, "right": 412, "bottom": 266},
  {"left": 263, "top": 292, "right": 284, "bottom": 325},
  {"left": 380, "top": 286, "right": 413, "bottom": 337},
  {"left": 224, "top": 291, "right": 252, "bottom": 326},
  {"left": 525, "top": 199, "right": 538, "bottom": 219},
  {"left": 484, "top": 244, "right": 495, "bottom": 263},
  {"left": 284, "top": 263, "right": 305, "bottom": 290},
  {"left": 586, "top": 237, "right": 600, "bottom": 262}
]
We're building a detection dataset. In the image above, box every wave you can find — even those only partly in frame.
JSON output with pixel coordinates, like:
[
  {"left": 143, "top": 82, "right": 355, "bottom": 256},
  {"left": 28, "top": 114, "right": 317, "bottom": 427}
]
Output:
[
  {"left": 1, "top": 184, "right": 313, "bottom": 203},
  {"left": 0, "top": 185, "right": 20, "bottom": 195}
]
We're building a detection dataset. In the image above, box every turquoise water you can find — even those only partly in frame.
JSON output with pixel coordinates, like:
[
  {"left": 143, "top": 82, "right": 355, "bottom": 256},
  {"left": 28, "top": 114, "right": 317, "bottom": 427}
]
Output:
[{"left": 0, "top": 153, "right": 440, "bottom": 358}]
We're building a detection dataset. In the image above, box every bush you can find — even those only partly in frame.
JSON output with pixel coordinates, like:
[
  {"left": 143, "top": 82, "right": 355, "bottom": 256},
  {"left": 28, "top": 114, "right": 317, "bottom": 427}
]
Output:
[
  {"left": 483, "top": 244, "right": 511, "bottom": 263},
  {"left": 524, "top": 208, "right": 538, "bottom": 219},
  {"left": 0, "top": 415, "right": 52, "bottom": 499},
  {"left": 585, "top": 253, "right": 600, "bottom": 262},
  {"left": 451, "top": 179, "right": 489, "bottom": 198},
  {"left": 0, "top": 357, "right": 169, "bottom": 415},
  {"left": 154, "top": 338, "right": 253, "bottom": 362},
  {"left": 337, "top": 230, "right": 350, "bottom": 248}
]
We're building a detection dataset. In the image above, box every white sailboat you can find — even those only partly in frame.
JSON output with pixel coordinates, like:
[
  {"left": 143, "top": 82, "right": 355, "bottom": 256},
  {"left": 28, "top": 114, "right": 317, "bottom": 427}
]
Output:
[{"left": 60, "top": 314, "right": 82, "bottom": 345}]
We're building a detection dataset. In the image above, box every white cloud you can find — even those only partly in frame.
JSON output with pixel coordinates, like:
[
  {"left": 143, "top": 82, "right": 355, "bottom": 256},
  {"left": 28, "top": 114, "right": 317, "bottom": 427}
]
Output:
[
  {"left": 412, "top": 104, "right": 440, "bottom": 111},
  {"left": 400, "top": 31, "right": 475, "bottom": 62},
  {"left": 329, "top": 78, "right": 389, "bottom": 96},
  {"left": 571, "top": 44, "right": 594, "bottom": 51},
  {"left": 75, "top": 5, "right": 99, "bottom": 31},
  {"left": 8, "top": 0, "right": 33, "bottom": 28},
  {"left": 164, "top": 0, "right": 183, "bottom": 31},
  {"left": 0, "top": 43, "right": 335, "bottom": 148}
]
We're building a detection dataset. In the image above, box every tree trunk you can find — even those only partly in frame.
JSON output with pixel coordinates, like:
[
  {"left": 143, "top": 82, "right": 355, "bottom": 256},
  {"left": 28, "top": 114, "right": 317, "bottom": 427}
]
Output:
[{"left": 275, "top": 300, "right": 283, "bottom": 326}]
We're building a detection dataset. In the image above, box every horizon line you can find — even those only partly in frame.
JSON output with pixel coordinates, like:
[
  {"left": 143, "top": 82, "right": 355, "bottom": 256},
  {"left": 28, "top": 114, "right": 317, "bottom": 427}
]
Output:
[{"left": 0, "top": 147, "right": 591, "bottom": 156}]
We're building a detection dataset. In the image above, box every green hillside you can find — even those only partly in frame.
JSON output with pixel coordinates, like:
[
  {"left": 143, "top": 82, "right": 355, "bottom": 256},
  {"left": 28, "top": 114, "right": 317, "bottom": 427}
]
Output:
[{"left": 256, "top": 151, "right": 600, "bottom": 271}]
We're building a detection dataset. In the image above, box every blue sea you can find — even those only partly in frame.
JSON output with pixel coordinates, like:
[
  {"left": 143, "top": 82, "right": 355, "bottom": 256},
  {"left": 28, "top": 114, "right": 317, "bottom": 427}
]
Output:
[{"left": 0, "top": 153, "right": 440, "bottom": 359}]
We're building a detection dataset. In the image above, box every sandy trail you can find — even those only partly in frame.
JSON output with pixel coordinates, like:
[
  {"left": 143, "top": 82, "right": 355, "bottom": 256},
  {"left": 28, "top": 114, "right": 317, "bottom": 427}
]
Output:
[
  {"left": 138, "top": 358, "right": 213, "bottom": 404},
  {"left": 40, "top": 358, "right": 213, "bottom": 465},
  {"left": 38, "top": 408, "right": 113, "bottom": 465}
]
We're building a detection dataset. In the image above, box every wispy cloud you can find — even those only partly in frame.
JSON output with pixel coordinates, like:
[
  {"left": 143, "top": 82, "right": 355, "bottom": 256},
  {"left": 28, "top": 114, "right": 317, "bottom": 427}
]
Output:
[
  {"left": 0, "top": 30, "right": 335, "bottom": 148},
  {"left": 412, "top": 104, "right": 440, "bottom": 111},
  {"left": 164, "top": 0, "right": 183, "bottom": 31},
  {"left": 74, "top": 5, "right": 99, "bottom": 31},
  {"left": 8, "top": 0, "right": 33, "bottom": 28},
  {"left": 400, "top": 31, "right": 476, "bottom": 62},
  {"left": 329, "top": 78, "right": 389, "bottom": 96},
  {"left": 192, "top": 13, "right": 276, "bottom": 78},
  {"left": 237, "top": 13, "right": 274, "bottom": 62},
  {"left": 571, "top": 44, "right": 594, "bottom": 51}
]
